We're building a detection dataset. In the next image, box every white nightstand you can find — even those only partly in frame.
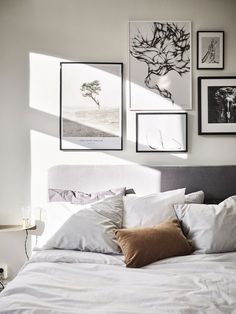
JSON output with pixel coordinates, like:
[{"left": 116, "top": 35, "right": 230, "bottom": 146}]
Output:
[
  {"left": 0, "top": 224, "right": 37, "bottom": 278},
  {"left": 0, "top": 225, "right": 36, "bottom": 232}
]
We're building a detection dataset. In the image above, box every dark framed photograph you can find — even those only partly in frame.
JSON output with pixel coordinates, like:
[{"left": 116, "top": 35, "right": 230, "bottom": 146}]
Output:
[
  {"left": 198, "top": 76, "right": 236, "bottom": 135},
  {"left": 60, "top": 62, "right": 123, "bottom": 150},
  {"left": 136, "top": 113, "right": 188, "bottom": 152},
  {"left": 197, "top": 31, "right": 224, "bottom": 69},
  {"left": 129, "top": 21, "right": 192, "bottom": 110}
]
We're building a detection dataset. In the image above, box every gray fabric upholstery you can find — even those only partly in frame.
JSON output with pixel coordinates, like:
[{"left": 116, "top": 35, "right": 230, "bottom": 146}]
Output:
[
  {"left": 157, "top": 166, "right": 236, "bottom": 203},
  {"left": 48, "top": 165, "right": 236, "bottom": 204}
]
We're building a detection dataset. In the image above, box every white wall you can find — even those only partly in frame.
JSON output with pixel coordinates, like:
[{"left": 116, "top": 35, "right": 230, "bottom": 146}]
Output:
[{"left": 0, "top": 0, "right": 236, "bottom": 277}]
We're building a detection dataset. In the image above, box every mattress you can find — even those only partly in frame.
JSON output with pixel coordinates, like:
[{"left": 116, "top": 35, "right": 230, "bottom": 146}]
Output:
[{"left": 1, "top": 250, "right": 236, "bottom": 313}]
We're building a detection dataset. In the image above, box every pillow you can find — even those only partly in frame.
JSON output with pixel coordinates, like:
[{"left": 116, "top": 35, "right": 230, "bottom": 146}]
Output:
[
  {"left": 48, "top": 187, "right": 126, "bottom": 204},
  {"left": 123, "top": 188, "right": 185, "bottom": 228},
  {"left": 34, "top": 194, "right": 124, "bottom": 254},
  {"left": 185, "top": 190, "right": 204, "bottom": 204},
  {"left": 115, "top": 220, "right": 193, "bottom": 268},
  {"left": 175, "top": 195, "right": 236, "bottom": 254}
]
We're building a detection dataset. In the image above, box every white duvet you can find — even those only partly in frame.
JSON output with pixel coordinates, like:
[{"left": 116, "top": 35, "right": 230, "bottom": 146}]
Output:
[{"left": 1, "top": 250, "right": 236, "bottom": 313}]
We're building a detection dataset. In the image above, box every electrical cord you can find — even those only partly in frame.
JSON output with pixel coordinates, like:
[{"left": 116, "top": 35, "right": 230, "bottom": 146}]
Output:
[
  {"left": 24, "top": 229, "right": 29, "bottom": 260},
  {"left": 0, "top": 280, "right": 4, "bottom": 290}
]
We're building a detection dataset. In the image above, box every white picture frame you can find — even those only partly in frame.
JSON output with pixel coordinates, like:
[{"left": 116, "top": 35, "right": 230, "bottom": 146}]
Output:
[{"left": 129, "top": 21, "right": 192, "bottom": 110}]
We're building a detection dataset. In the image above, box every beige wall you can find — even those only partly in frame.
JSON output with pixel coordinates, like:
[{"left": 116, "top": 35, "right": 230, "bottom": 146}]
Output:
[{"left": 0, "top": 0, "right": 236, "bottom": 277}]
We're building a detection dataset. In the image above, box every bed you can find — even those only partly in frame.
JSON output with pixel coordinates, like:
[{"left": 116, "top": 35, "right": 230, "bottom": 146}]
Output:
[{"left": 1, "top": 165, "right": 236, "bottom": 313}]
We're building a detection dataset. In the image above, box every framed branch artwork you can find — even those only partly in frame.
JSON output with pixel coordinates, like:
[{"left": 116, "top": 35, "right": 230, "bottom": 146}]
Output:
[
  {"left": 198, "top": 77, "right": 236, "bottom": 135},
  {"left": 197, "top": 31, "right": 224, "bottom": 69},
  {"left": 129, "top": 21, "right": 192, "bottom": 110},
  {"left": 60, "top": 62, "right": 123, "bottom": 150},
  {"left": 136, "top": 113, "right": 188, "bottom": 152}
]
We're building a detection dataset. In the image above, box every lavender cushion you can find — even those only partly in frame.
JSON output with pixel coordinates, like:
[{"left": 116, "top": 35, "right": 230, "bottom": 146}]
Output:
[{"left": 48, "top": 187, "right": 127, "bottom": 205}]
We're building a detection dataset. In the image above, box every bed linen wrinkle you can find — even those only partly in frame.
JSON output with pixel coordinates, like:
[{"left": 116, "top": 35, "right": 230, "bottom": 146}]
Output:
[{"left": 0, "top": 251, "right": 236, "bottom": 313}]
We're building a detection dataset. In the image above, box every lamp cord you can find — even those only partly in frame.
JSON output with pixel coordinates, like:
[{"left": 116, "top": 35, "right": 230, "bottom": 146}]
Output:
[
  {"left": 24, "top": 229, "right": 29, "bottom": 260},
  {"left": 0, "top": 281, "right": 4, "bottom": 290}
]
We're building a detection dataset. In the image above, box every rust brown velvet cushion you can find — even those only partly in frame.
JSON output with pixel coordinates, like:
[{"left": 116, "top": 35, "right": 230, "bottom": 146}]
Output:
[{"left": 115, "top": 219, "right": 193, "bottom": 268}]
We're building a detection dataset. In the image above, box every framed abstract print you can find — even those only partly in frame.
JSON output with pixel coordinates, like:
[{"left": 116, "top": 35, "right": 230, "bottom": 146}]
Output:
[
  {"left": 60, "top": 62, "right": 123, "bottom": 150},
  {"left": 198, "top": 76, "right": 236, "bottom": 135},
  {"left": 136, "top": 112, "right": 188, "bottom": 152},
  {"left": 129, "top": 21, "right": 192, "bottom": 110},
  {"left": 197, "top": 31, "right": 224, "bottom": 69}
]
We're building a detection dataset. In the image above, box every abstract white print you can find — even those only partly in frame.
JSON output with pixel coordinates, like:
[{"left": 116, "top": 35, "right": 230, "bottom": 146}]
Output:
[
  {"left": 60, "top": 63, "right": 122, "bottom": 150},
  {"left": 136, "top": 113, "right": 187, "bottom": 152},
  {"left": 129, "top": 21, "right": 191, "bottom": 110}
]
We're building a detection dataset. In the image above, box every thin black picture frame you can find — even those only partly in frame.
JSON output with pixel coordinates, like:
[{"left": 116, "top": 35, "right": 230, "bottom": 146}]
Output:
[
  {"left": 197, "top": 31, "right": 224, "bottom": 70},
  {"left": 136, "top": 112, "right": 188, "bottom": 153},
  {"left": 60, "top": 62, "right": 123, "bottom": 151},
  {"left": 198, "top": 76, "right": 236, "bottom": 135}
]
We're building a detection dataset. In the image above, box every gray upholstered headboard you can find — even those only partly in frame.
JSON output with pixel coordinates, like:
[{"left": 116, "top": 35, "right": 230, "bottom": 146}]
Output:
[{"left": 48, "top": 165, "right": 236, "bottom": 203}]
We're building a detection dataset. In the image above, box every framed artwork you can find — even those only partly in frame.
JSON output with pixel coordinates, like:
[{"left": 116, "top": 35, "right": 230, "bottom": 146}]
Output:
[
  {"left": 198, "top": 76, "right": 236, "bottom": 135},
  {"left": 129, "top": 21, "right": 192, "bottom": 110},
  {"left": 197, "top": 31, "right": 224, "bottom": 69},
  {"left": 136, "top": 113, "right": 188, "bottom": 152},
  {"left": 60, "top": 62, "right": 123, "bottom": 150}
]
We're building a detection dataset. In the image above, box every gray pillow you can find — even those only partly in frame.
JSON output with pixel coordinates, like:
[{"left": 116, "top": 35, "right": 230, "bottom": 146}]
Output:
[
  {"left": 38, "top": 194, "right": 124, "bottom": 254},
  {"left": 185, "top": 190, "right": 204, "bottom": 204},
  {"left": 48, "top": 187, "right": 126, "bottom": 204},
  {"left": 175, "top": 196, "right": 236, "bottom": 254}
]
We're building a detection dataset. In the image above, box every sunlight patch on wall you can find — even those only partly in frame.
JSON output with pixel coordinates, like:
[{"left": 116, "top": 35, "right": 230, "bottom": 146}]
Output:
[
  {"left": 171, "top": 153, "right": 188, "bottom": 160},
  {"left": 29, "top": 53, "right": 69, "bottom": 116},
  {"left": 30, "top": 130, "right": 134, "bottom": 207}
]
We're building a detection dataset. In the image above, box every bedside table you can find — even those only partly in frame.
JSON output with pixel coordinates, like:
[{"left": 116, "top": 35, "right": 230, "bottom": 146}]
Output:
[
  {"left": 0, "top": 225, "right": 36, "bottom": 232},
  {"left": 0, "top": 224, "right": 37, "bottom": 260}
]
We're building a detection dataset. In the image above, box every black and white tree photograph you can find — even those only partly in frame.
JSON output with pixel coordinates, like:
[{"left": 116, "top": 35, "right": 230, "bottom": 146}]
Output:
[
  {"left": 198, "top": 77, "right": 236, "bottom": 135},
  {"left": 129, "top": 21, "right": 191, "bottom": 110},
  {"left": 60, "top": 63, "right": 123, "bottom": 150},
  {"left": 197, "top": 31, "right": 224, "bottom": 69},
  {"left": 208, "top": 86, "right": 236, "bottom": 123}
]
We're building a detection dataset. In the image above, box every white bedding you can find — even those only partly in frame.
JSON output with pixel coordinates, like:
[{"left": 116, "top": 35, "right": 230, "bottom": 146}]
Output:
[{"left": 1, "top": 250, "right": 236, "bottom": 313}]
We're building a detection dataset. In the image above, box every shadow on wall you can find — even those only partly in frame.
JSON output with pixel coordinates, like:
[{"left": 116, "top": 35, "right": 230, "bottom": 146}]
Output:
[{"left": 28, "top": 51, "right": 190, "bottom": 207}]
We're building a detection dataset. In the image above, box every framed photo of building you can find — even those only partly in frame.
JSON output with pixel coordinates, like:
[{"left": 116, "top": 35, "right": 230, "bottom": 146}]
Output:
[
  {"left": 198, "top": 76, "right": 236, "bottom": 135},
  {"left": 129, "top": 21, "right": 192, "bottom": 110},
  {"left": 60, "top": 62, "right": 123, "bottom": 150},
  {"left": 197, "top": 31, "right": 224, "bottom": 69},
  {"left": 136, "top": 113, "right": 188, "bottom": 152}
]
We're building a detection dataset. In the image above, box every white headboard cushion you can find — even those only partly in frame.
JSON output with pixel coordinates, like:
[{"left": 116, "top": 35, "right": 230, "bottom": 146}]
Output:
[{"left": 48, "top": 165, "right": 161, "bottom": 195}]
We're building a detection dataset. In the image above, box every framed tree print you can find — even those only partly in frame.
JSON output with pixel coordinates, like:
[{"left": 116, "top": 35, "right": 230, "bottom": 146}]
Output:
[
  {"left": 198, "top": 76, "right": 236, "bottom": 135},
  {"left": 136, "top": 113, "right": 188, "bottom": 152},
  {"left": 60, "top": 62, "right": 123, "bottom": 150},
  {"left": 129, "top": 21, "right": 192, "bottom": 110},
  {"left": 197, "top": 31, "right": 224, "bottom": 69}
]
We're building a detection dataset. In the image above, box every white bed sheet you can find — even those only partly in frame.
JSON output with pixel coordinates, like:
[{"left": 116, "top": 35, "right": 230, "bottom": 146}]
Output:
[{"left": 1, "top": 250, "right": 236, "bottom": 313}]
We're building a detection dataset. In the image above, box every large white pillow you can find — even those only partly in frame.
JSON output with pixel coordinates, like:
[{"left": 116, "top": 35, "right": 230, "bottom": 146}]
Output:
[
  {"left": 175, "top": 195, "right": 236, "bottom": 254},
  {"left": 123, "top": 188, "right": 185, "bottom": 228},
  {"left": 34, "top": 194, "right": 124, "bottom": 254}
]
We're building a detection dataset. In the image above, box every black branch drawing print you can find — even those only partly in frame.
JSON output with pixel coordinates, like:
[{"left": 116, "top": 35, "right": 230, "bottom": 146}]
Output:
[
  {"left": 202, "top": 39, "right": 218, "bottom": 64},
  {"left": 130, "top": 22, "right": 190, "bottom": 104},
  {"left": 81, "top": 80, "right": 101, "bottom": 109}
]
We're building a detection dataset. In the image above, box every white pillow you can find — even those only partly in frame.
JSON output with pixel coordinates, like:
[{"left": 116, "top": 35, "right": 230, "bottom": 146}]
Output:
[
  {"left": 175, "top": 196, "right": 236, "bottom": 254},
  {"left": 185, "top": 190, "right": 204, "bottom": 204},
  {"left": 34, "top": 194, "right": 124, "bottom": 254},
  {"left": 123, "top": 188, "right": 185, "bottom": 228}
]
